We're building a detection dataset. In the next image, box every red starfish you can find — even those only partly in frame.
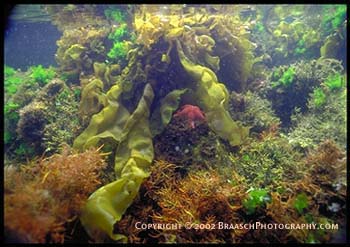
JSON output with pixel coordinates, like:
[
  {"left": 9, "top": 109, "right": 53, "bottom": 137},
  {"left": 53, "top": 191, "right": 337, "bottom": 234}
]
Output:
[{"left": 173, "top": 104, "right": 206, "bottom": 129}]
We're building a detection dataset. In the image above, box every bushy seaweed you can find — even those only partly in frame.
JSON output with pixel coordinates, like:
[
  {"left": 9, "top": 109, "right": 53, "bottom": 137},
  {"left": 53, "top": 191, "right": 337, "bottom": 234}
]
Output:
[
  {"left": 324, "top": 73, "right": 344, "bottom": 90},
  {"left": 265, "top": 59, "right": 344, "bottom": 127},
  {"left": 312, "top": 87, "right": 327, "bottom": 108},
  {"left": 294, "top": 193, "right": 309, "bottom": 214},
  {"left": 105, "top": 7, "right": 130, "bottom": 61},
  {"left": 271, "top": 67, "right": 295, "bottom": 87},
  {"left": 4, "top": 146, "right": 107, "bottom": 243},
  {"left": 104, "top": 7, "right": 125, "bottom": 23},
  {"left": 30, "top": 65, "right": 56, "bottom": 86},
  {"left": 4, "top": 102, "right": 20, "bottom": 144},
  {"left": 243, "top": 188, "right": 270, "bottom": 215},
  {"left": 288, "top": 87, "right": 346, "bottom": 150},
  {"left": 229, "top": 91, "right": 281, "bottom": 134},
  {"left": 321, "top": 5, "right": 346, "bottom": 34},
  {"left": 4, "top": 65, "right": 22, "bottom": 96},
  {"left": 107, "top": 41, "right": 129, "bottom": 60},
  {"left": 108, "top": 23, "right": 128, "bottom": 41},
  {"left": 4, "top": 5, "right": 347, "bottom": 244},
  {"left": 4, "top": 65, "right": 16, "bottom": 77}
]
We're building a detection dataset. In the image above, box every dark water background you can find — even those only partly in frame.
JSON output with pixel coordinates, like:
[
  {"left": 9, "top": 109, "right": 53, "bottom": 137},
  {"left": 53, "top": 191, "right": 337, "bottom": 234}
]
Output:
[{"left": 4, "top": 8, "right": 61, "bottom": 70}]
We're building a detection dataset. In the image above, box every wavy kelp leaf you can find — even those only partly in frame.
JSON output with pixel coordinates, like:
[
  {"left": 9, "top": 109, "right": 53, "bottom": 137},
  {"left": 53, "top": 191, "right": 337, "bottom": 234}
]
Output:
[
  {"left": 150, "top": 88, "right": 189, "bottom": 136},
  {"left": 93, "top": 62, "right": 107, "bottom": 79},
  {"left": 176, "top": 40, "right": 249, "bottom": 146},
  {"left": 114, "top": 84, "right": 154, "bottom": 176},
  {"left": 63, "top": 44, "right": 86, "bottom": 61},
  {"left": 79, "top": 161, "right": 149, "bottom": 242},
  {"left": 204, "top": 52, "right": 220, "bottom": 72},
  {"left": 74, "top": 84, "right": 154, "bottom": 241},
  {"left": 79, "top": 78, "right": 107, "bottom": 117},
  {"left": 73, "top": 84, "right": 129, "bottom": 149},
  {"left": 160, "top": 89, "right": 188, "bottom": 125}
]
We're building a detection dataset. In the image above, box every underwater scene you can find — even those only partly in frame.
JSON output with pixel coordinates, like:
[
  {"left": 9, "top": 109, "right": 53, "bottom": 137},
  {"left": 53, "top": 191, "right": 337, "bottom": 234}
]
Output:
[{"left": 3, "top": 4, "right": 347, "bottom": 243}]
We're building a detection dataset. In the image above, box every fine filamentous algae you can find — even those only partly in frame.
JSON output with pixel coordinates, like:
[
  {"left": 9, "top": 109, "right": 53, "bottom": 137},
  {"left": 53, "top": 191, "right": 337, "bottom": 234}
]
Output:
[{"left": 4, "top": 4, "right": 347, "bottom": 244}]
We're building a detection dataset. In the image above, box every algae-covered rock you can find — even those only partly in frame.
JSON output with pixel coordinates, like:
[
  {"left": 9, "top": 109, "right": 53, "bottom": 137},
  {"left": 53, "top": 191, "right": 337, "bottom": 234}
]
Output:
[
  {"left": 229, "top": 91, "right": 281, "bottom": 134},
  {"left": 263, "top": 58, "right": 344, "bottom": 127},
  {"left": 17, "top": 101, "right": 47, "bottom": 150},
  {"left": 288, "top": 87, "right": 346, "bottom": 150},
  {"left": 320, "top": 34, "right": 344, "bottom": 59}
]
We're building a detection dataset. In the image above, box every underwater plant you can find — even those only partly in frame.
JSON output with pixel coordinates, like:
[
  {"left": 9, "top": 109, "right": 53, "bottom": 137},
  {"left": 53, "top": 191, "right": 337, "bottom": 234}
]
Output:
[
  {"left": 5, "top": 65, "right": 16, "bottom": 77},
  {"left": 4, "top": 102, "right": 20, "bottom": 144},
  {"left": 16, "top": 101, "right": 48, "bottom": 153},
  {"left": 108, "top": 23, "right": 128, "bottom": 41},
  {"left": 69, "top": 5, "right": 255, "bottom": 240},
  {"left": 104, "top": 6, "right": 126, "bottom": 23},
  {"left": 312, "top": 87, "right": 327, "bottom": 108},
  {"left": 4, "top": 146, "right": 107, "bottom": 243},
  {"left": 264, "top": 58, "right": 344, "bottom": 127},
  {"left": 243, "top": 188, "right": 270, "bottom": 215},
  {"left": 79, "top": 78, "right": 107, "bottom": 118},
  {"left": 253, "top": 21, "right": 265, "bottom": 33},
  {"left": 107, "top": 41, "right": 129, "bottom": 60},
  {"left": 4, "top": 66, "right": 22, "bottom": 96},
  {"left": 288, "top": 85, "right": 346, "bottom": 150},
  {"left": 279, "top": 67, "right": 295, "bottom": 86},
  {"left": 30, "top": 65, "right": 56, "bottom": 86},
  {"left": 4, "top": 102, "right": 20, "bottom": 124},
  {"left": 294, "top": 39, "right": 306, "bottom": 55},
  {"left": 307, "top": 140, "right": 346, "bottom": 194},
  {"left": 321, "top": 5, "right": 346, "bottom": 34},
  {"left": 271, "top": 67, "right": 295, "bottom": 87},
  {"left": 50, "top": 6, "right": 110, "bottom": 82},
  {"left": 4, "top": 65, "right": 45, "bottom": 160},
  {"left": 104, "top": 7, "right": 131, "bottom": 62},
  {"left": 264, "top": 139, "right": 346, "bottom": 243},
  {"left": 42, "top": 84, "right": 83, "bottom": 155},
  {"left": 145, "top": 160, "right": 246, "bottom": 243},
  {"left": 5, "top": 4, "right": 345, "bottom": 244},
  {"left": 323, "top": 73, "right": 344, "bottom": 90},
  {"left": 46, "top": 5, "right": 109, "bottom": 32},
  {"left": 14, "top": 79, "right": 82, "bottom": 156},
  {"left": 153, "top": 105, "right": 236, "bottom": 177},
  {"left": 13, "top": 143, "right": 35, "bottom": 157},
  {"left": 293, "top": 193, "right": 309, "bottom": 214},
  {"left": 270, "top": 20, "right": 320, "bottom": 63},
  {"left": 229, "top": 90, "right": 281, "bottom": 134},
  {"left": 319, "top": 6, "right": 346, "bottom": 62},
  {"left": 232, "top": 133, "right": 304, "bottom": 189},
  {"left": 107, "top": 23, "right": 129, "bottom": 61}
]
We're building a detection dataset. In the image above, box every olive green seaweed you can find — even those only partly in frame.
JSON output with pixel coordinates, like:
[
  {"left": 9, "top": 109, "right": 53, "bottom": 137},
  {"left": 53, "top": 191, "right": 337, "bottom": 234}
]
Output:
[
  {"left": 176, "top": 40, "right": 249, "bottom": 146},
  {"left": 160, "top": 89, "right": 188, "bottom": 126},
  {"left": 74, "top": 84, "right": 154, "bottom": 241},
  {"left": 150, "top": 88, "right": 189, "bottom": 136},
  {"left": 64, "top": 44, "right": 86, "bottom": 61},
  {"left": 79, "top": 78, "right": 107, "bottom": 116}
]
